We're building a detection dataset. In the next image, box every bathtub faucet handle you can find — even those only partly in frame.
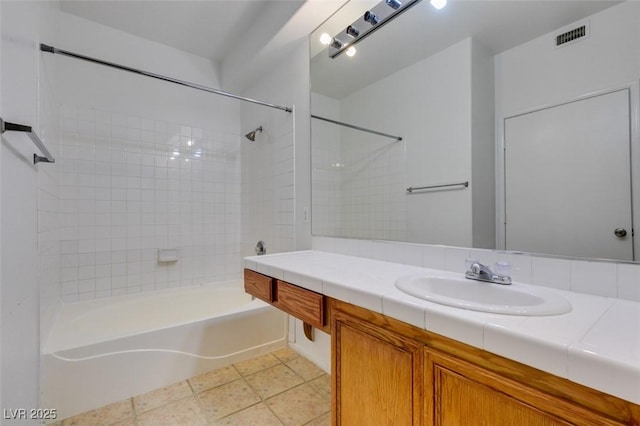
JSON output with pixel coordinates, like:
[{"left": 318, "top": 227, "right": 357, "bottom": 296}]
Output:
[{"left": 255, "top": 241, "right": 266, "bottom": 256}]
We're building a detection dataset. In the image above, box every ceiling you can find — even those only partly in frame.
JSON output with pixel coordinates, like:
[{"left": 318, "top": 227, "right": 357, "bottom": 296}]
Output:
[
  {"left": 59, "top": 1, "right": 297, "bottom": 62},
  {"left": 311, "top": 0, "right": 621, "bottom": 99},
  {"left": 59, "top": 0, "right": 346, "bottom": 91}
]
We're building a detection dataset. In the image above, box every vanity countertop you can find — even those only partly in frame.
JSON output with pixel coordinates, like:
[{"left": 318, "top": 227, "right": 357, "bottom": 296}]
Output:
[{"left": 244, "top": 250, "right": 640, "bottom": 405}]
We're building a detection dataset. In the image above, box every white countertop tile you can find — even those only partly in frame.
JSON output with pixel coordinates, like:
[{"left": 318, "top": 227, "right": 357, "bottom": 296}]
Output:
[
  {"left": 425, "top": 303, "right": 485, "bottom": 347},
  {"left": 244, "top": 251, "right": 640, "bottom": 405},
  {"left": 484, "top": 323, "right": 569, "bottom": 377},
  {"left": 382, "top": 291, "right": 428, "bottom": 329}
]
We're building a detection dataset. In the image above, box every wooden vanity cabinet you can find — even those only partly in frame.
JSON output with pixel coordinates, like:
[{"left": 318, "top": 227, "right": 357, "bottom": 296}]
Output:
[
  {"left": 332, "top": 300, "right": 639, "bottom": 426},
  {"left": 243, "top": 269, "right": 274, "bottom": 302},
  {"left": 243, "top": 269, "right": 329, "bottom": 333},
  {"left": 245, "top": 269, "right": 639, "bottom": 425},
  {"left": 332, "top": 308, "right": 423, "bottom": 425}
]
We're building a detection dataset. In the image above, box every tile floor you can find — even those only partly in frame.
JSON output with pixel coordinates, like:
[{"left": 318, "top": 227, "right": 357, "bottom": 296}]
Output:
[{"left": 55, "top": 348, "right": 331, "bottom": 426}]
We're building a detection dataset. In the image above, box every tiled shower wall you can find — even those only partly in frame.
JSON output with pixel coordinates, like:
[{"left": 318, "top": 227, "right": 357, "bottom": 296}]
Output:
[
  {"left": 340, "top": 133, "right": 406, "bottom": 241},
  {"left": 57, "top": 105, "right": 241, "bottom": 302},
  {"left": 310, "top": 93, "right": 406, "bottom": 242}
]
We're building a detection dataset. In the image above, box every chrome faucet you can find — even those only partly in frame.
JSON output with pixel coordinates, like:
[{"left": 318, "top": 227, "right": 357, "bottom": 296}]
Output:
[{"left": 465, "top": 261, "right": 512, "bottom": 285}]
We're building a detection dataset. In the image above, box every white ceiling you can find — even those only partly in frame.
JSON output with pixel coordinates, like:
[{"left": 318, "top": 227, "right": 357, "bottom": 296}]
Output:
[
  {"left": 59, "top": 0, "right": 346, "bottom": 91},
  {"left": 311, "top": 0, "right": 621, "bottom": 99},
  {"left": 59, "top": 1, "right": 296, "bottom": 62}
]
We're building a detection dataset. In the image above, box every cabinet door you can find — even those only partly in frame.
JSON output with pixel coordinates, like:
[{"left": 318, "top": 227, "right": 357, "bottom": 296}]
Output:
[
  {"left": 425, "top": 349, "right": 622, "bottom": 426},
  {"left": 333, "top": 312, "right": 423, "bottom": 425},
  {"left": 434, "top": 367, "right": 569, "bottom": 426}
]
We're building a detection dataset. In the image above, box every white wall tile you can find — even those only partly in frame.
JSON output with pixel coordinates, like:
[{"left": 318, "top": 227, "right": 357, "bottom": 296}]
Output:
[
  {"left": 570, "top": 261, "right": 617, "bottom": 297},
  {"left": 530, "top": 256, "right": 571, "bottom": 290},
  {"left": 55, "top": 104, "right": 241, "bottom": 301},
  {"left": 312, "top": 237, "right": 632, "bottom": 301},
  {"left": 618, "top": 263, "right": 640, "bottom": 302}
]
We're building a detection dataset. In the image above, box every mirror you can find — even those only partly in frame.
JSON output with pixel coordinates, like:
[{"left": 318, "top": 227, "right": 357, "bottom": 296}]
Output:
[{"left": 310, "top": 0, "right": 640, "bottom": 262}]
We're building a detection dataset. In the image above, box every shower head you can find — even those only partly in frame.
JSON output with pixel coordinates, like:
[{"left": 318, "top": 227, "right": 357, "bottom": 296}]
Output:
[{"left": 244, "top": 126, "right": 263, "bottom": 142}]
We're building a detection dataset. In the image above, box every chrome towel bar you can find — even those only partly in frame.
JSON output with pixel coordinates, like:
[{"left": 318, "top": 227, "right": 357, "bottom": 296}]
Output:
[
  {"left": 0, "top": 118, "right": 55, "bottom": 164},
  {"left": 406, "top": 181, "right": 468, "bottom": 193}
]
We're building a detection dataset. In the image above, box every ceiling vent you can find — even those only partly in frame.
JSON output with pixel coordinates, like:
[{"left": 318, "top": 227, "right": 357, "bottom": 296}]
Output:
[{"left": 555, "top": 21, "right": 589, "bottom": 48}]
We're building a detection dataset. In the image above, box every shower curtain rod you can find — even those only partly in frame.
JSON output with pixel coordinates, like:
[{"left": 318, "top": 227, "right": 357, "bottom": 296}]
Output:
[
  {"left": 311, "top": 114, "right": 402, "bottom": 141},
  {"left": 40, "top": 44, "right": 293, "bottom": 113}
]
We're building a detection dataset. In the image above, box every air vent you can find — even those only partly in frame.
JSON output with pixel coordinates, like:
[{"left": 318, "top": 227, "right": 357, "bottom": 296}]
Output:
[{"left": 555, "top": 22, "right": 589, "bottom": 48}]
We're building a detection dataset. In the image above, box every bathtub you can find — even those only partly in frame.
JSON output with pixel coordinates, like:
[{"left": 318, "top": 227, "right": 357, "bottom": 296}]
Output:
[{"left": 42, "top": 285, "right": 287, "bottom": 420}]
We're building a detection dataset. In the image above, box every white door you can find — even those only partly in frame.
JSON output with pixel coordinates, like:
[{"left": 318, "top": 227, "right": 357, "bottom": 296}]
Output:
[{"left": 504, "top": 89, "right": 633, "bottom": 261}]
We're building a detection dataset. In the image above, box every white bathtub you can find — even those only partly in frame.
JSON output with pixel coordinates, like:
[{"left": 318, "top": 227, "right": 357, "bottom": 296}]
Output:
[{"left": 42, "top": 285, "right": 287, "bottom": 420}]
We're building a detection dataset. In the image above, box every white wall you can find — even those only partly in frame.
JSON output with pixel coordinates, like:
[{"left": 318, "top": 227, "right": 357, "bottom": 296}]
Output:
[
  {"left": 1, "top": 0, "right": 60, "bottom": 418},
  {"left": 241, "top": 39, "right": 331, "bottom": 371},
  {"left": 495, "top": 2, "right": 640, "bottom": 251},
  {"left": 240, "top": 40, "right": 311, "bottom": 256},
  {"left": 310, "top": 92, "right": 343, "bottom": 237},
  {"left": 316, "top": 38, "right": 494, "bottom": 247},
  {"left": 51, "top": 13, "right": 242, "bottom": 302},
  {"left": 470, "top": 38, "right": 495, "bottom": 249},
  {"left": 342, "top": 39, "right": 476, "bottom": 245}
]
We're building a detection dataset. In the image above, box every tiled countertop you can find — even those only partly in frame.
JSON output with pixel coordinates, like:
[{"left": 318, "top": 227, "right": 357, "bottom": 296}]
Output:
[{"left": 244, "top": 250, "right": 640, "bottom": 405}]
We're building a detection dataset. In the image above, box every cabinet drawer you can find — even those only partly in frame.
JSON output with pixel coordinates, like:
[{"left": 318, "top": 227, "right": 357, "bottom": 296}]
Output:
[
  {"left": 275, "top": 280, "right": 324, "bottom": 328},
  {"left": 244, "top": 269, "right": 274, "bottom": 302}
]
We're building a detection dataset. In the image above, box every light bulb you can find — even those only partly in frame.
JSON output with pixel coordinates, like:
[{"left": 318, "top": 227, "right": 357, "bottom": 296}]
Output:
[
  {"left": 430, "top": 0, "right": 446, "bottom": 9},
  {"left": 346, "top": 46, "right": 357, "bottom": 57},
  {"left": 319, "top": 33, "right": 332, "bottom": 45}
]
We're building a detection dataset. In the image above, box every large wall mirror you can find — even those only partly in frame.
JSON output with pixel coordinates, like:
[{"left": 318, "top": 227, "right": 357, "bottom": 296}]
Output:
[{"left": 310, "top": 0, "right": 640, "bottom": 262}]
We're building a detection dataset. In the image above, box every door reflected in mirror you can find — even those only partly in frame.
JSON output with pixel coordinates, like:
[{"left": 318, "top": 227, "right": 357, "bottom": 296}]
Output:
[{"left": 310, "top": 0, "right": 639, "bottom": 262}]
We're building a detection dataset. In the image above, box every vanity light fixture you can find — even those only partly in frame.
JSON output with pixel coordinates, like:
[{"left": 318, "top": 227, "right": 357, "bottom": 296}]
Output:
[
  {"left": 346, "top": 25, "right": 360, "bottom": 38},
  {"left": 386, "top": 0, "right": 402, "bottom": 10},
  {"left": 328, "top": 0, "right": 422, "bottom": 59},
  {"left": 364, "top": 11, "right": 380, "bottom": 25},
  {"left": 330, "top": 38, "right": 345, "bottom": 49},
  {"left": 430, "top": 0, "right": 446, "bottom": 9}
]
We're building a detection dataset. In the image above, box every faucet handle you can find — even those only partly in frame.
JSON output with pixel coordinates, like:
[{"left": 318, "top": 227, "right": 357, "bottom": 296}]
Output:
[
  {"left": 493, "top": 261, "right": 512, "bottom": 277},
  {"left": 465, "top": 258, "right": 480, "bottom": 271}
]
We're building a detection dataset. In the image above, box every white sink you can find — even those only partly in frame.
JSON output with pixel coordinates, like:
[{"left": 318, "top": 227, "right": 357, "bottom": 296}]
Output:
[{"left": 395, "top": 274, "right": 572, "bottom": 316}]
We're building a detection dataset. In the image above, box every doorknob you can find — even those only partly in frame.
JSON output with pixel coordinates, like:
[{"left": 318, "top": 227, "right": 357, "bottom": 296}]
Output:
[{"left": 614, "top": 228, "right": 628, "bottom": 238}]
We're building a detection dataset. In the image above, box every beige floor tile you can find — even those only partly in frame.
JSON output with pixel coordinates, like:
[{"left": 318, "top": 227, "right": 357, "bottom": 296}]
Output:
[
  {"left": 245, "top": 363, "right": 305, "bottom": 399},
  {"left": 137, "top": 396, "right": 207, "bottom": 426},
  {"left": 285, "top": 357, "right": 325, "bottom": 381},
  {"left": 271, "top": 347, "right": 300, "bottom": 363},
  {"left": 234, "top": 353, "right": 281, "bottom": 376},
  {"left": 212, "top": 403, "right": 284, "bottom": 426},
  {"left": 189, "top": 365, "right": 241, "bottom": 393},
  {"left": 307, "top": 374, "right": 331, "bottom": 401},
  {"left": 266, "top": 384, "right": 331, "bottom": 426},
  {"left": 62, "top": 399, "right": 133, "bottom": 426},
  {"left": 111, "top": 418, "right": 137, "bottom": 426},
  {"left": 133, "top": 380, "right": 192, "bottom": 414},
  {"left": 198, "top": 378, "right": 261, "bottom": 420},
  {"left": 304, "top": 412, "right": 331, "bottom": 426}
]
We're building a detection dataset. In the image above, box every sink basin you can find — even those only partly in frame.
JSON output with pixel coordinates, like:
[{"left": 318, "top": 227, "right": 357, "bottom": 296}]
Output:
[{"left": 395, "top": 274, "right": 572, "bottom": 316}]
